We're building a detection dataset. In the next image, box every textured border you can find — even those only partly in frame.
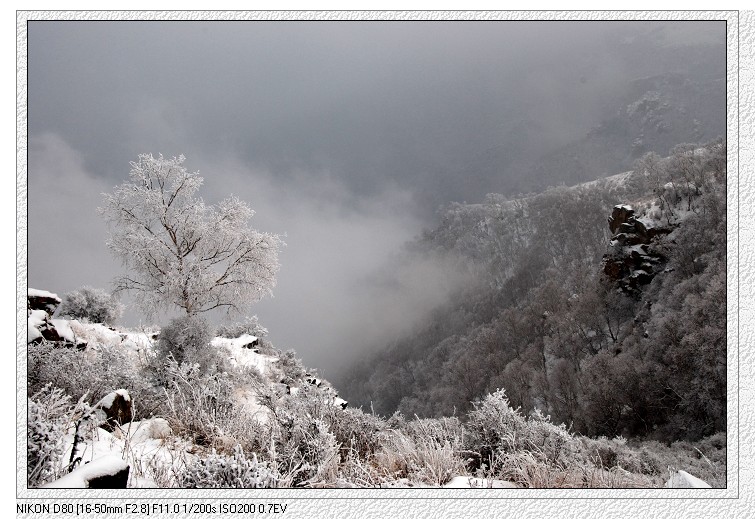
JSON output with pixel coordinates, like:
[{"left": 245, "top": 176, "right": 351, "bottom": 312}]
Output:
[{"left": 16, "top": 9, "right": 749, "bottom": 518}]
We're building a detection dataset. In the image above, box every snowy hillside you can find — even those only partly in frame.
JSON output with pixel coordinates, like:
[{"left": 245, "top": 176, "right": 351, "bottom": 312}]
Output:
[{"left": 27, "top": 293, "right": 724, "bottom": 488}]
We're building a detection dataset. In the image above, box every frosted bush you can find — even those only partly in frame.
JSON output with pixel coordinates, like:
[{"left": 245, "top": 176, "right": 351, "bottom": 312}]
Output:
[
  {"left": 404, "top": 417, "right": 465, "bottom": 450},
  {"left": 465, "top": 389, "right": 575, "bottom": 467},
  {"left": 180, "top": 445, "right": 280, "bottom": 488},
  {"left": 272, "top": 411, "right": 340, "bottom": 485},
  {"left": 374, "top": 429, "right": 465, "bottom": 486},
  {"left": 327, "top": 407, "right": 386, "bottom": 461},
  {"left": 58, "top": 286, "right": 123, "bottom": 324},
  {"left": 162, "top": 357, "right": 236, "bottom": 447},
  {"left": 255, "top": 382, "right": 341, "bottom": 486},
  {"left": 27, "top": 386, "right": 72, "bottom": 487},
  {"left": 217, "top": 315, "right": 268, "bottom": 338},
  {"left": 155, "top": 316, "right": 216, "bottom": 373},
  {"left": 275, "top": 350, "right": 308, "bottom": 384}
]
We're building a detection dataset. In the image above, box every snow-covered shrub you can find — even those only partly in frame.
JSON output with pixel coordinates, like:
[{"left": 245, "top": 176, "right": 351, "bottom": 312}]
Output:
[
  {"left": 180, "top": 445, "right": 280, "bottom": 488},
  {"left": 465, "top": 389, "right": 573, "bottom": 468},
  {"left": 374, "top": 429, "right": 465, "bottom": 486},
  {"left": 577, "top": 435, "right": 649, "bottom": 475},
  {"left": 165, "top": 356, "right": 237, "bottom": 446},
  {"left": 255, "top": 383, "right": 340, "bottom": 486},
  {"left": 336, "top": 444, "right": 385, "bottom": 488},
  {"left": 155, "top": 316, "right": 216, "bottom": 373},
  {"left": 647, "top": 435, "right": 727, "bottom": 488},
  {"left": 217, "top": 315, "right": 268, "bottom": 339},
  {"left": 58, "top": 286, "right": 123, "bottom": 324},
  {"left": 275, "top": 350, "right": 308, "bottom": 384},
  {"left": 524, "top": 409, "right": 574, "bottom": 465},
  {"left": 28, "top": 343, "right": 97, "bottom": 404},
  {"left": 27, "top": 386, "right": 72, "bottom": 487},
  {"left": 326, "top": 407, "right": 386, "bottom": 461},
  {"left": 465, "top": 389, "right": 529, "bottom": 463},
  {"left": 403, "top": 417, "right": 465, "bottom": 451}
]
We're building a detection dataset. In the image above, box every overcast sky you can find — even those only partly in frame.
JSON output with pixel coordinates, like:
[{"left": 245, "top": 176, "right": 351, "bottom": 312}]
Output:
[{"left": 26, "top": 19, "right": 724, "bottom": 374}]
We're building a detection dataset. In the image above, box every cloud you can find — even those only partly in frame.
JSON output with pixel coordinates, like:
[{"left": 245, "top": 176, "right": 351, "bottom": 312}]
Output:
[
  {"left": 29, "top": 21, "right": 724, "bottom": 220},
  {"left": 27, "top": 133, "right": 121, "bottom": 298}
]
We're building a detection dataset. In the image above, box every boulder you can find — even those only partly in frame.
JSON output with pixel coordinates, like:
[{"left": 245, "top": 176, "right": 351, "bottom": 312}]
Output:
[
  {"left": 27, "top": 311, "right": 87, "bottom": 349},
  {"left": 96, "top": 389, "right": 133, "bottom": 431}
]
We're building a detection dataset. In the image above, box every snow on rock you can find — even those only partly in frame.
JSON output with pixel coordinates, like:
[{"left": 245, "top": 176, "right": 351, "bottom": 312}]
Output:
[
  {"left": 51, "top": 319, "right": 76, "bottom": 343},
  {"left": 28, "top": 288, "right": 62, "bottom": 315},
  {"left": 28, "top": 288, "right": 61, "bottom": 300},
  {"left": 58, "top": 420, "right": 193, "bottom": 488},
  {"left": 27, "top": 309, "right": 48, "bottom": 343},
  {"left": 27, "top": 323, "right": 43, "bottom": 343},
  {"left": 28, "top": 309, "right": 47, "bottom": 328},
  {"left": 42, "top": 455, "right": 129, "bottom": 488},
  {"left": 28, "top": 310, "right": 86, "bottom": 347},
  {"left": 444, "top": 476, "right": 518, "bottom": 488},
  {"left": 94, "top": 389, "right": 133, "bottom": 431},
  {"left": 664, "top": 470, "right": 712, "bottom": 488}
]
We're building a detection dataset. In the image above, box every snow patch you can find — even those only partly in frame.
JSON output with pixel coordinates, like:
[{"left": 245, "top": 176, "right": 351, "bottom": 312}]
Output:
[
  {"left": 210, "top": 335, "right": 277, "bottom": 375},
  {"left": 664, "top": 470, "right": 711, "bottom": 488}
]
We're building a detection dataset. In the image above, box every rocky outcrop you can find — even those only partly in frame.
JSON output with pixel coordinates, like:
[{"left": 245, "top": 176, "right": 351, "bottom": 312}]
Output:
[
  {"left": 602, "top": 205, "right": 672, "bottom": 294},
  {"left": 27, "top": 289, "right": 88, "bottom": 349},
  {"left": 27, "top": 289, "right": 62, "bottom": 315}
]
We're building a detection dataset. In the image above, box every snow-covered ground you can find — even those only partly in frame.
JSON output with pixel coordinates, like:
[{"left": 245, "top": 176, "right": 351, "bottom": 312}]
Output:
[
  {"left": 210, "top": 334, "right": 278, "bottom": 376},
  {"left": 27, "top": 308, "right": 720, "bottom": 489},
  {"left": 56, "top": 415, "right": 195, "bottom": 488}
]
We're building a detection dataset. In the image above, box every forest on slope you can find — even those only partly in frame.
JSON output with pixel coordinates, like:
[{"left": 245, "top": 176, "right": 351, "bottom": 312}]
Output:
[{"left": 339, "top": 138, "right": 726, "bottom": 443}]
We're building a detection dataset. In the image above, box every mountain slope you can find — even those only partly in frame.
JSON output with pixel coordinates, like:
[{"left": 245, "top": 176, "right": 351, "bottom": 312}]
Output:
[{"left": 339, "top": 138, "right": 726, "bottom": 443}]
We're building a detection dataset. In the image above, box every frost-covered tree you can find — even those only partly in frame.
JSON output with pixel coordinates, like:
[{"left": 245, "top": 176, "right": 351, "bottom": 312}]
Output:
[{"left": 100, "top": 154, "right": 283, "bottom": 317}]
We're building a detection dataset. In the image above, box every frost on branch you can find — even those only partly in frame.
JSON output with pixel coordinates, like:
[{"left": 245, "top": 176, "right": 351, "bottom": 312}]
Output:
[{"left": 99, "top": 154, "right": 283, "bottom": 317}]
